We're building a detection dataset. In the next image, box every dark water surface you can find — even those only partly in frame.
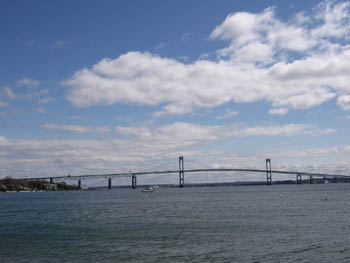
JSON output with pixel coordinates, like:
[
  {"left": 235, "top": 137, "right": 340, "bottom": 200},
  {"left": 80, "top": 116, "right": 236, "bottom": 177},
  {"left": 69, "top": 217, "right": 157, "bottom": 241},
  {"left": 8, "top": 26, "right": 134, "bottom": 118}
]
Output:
[{"left": 1, "top": 184, "right": 350, "bottom": 262}]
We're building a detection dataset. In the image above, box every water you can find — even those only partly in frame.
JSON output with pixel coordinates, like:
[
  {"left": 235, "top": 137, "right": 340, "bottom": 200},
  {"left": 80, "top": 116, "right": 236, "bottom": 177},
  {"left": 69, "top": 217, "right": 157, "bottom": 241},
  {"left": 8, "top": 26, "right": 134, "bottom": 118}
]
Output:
[{"left": 1, "top": 184, "right": 350, "bottom": 262}]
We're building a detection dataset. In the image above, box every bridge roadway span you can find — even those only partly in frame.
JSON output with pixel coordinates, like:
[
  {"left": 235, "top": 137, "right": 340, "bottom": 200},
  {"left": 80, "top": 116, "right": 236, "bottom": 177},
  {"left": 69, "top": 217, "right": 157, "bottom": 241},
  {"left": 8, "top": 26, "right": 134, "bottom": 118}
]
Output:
[{"left": 27, "top": 168, "right": 350, "bottom": 181}]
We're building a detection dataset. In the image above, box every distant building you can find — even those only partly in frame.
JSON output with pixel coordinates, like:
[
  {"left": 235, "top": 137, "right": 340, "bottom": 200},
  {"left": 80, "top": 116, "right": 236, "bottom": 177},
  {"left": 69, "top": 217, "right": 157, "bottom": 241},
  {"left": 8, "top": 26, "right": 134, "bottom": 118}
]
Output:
[
  {"left": 5, "top": 184, "right": 24, "bottom": 191},
  {"left": 44, "top": 183, "right": 58, "bottom": 190}
]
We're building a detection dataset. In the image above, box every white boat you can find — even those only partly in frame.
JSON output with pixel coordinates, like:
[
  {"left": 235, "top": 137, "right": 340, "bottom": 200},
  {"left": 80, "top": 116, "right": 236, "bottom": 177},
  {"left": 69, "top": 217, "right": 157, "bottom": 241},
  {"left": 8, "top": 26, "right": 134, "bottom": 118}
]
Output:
[{"left": 141, "top": 186, "right": 154, "bottom": 193}]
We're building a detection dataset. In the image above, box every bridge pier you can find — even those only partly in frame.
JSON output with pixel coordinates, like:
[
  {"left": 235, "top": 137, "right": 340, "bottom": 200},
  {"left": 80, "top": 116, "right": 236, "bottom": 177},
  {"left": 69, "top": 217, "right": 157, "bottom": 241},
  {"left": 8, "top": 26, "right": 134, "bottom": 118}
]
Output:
[
  {"left": 266, "top": 159, "right": 272, "bottom": 185},
  {"left": 296, "top": 174, "right": 302, "bottom": 184},
  {"left": 132, "top": 175, "right": 137, "bottom": 189},
  {"left": 309, "top": 176, "right": 313, "bottom": 184},
  {"left": 108, "top": 177, "right": 112, "bottom": 190},
  {"left": 179, "top": 156, "right": 184, "bottom": 188}
]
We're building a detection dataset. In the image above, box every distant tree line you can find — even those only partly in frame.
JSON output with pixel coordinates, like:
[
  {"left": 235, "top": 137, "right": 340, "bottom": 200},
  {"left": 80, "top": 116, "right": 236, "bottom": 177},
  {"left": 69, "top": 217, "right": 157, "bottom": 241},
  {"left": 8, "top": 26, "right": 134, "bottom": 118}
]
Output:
[{"left": 0, "top": 176, "right": 80, "bottom": 191}]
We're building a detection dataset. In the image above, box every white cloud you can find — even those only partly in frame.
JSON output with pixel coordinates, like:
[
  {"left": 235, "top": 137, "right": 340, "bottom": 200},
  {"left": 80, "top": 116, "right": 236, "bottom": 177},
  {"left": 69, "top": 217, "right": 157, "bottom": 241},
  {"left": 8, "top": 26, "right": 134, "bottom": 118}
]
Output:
[
  {"left": 116, "top": 122, "right": 333, "bottom": 143},
  {"left": 1, "top": 79, "right": 55, "bottom": 114},
  {"left": 0, "top": 136, "right": 7, "bottom": 144},
  {"left": 155, "top": 42, "right": 165, "bottom": 51},
  {"left": 210, "top": 7, "right": 315, "bottom": 62},
  {"left": 1, "top": 87, "right": 15, "bottom": 99},
  {"left": 64, "top": 1, "right": 349, "bottom": 115},
  {"left": 337, "top": 95, "right": 350, "bottom": 110},
  {"left": 178, "top": 56, "right": 189, "bottom": 62},
  {"left": 50, "top": 41, "right": 68, "bottom": 50},
  {"left": 38, "top": 97, "right": 55, "bottom": 104},
  {"left": 2, "top": 78, "right": 51, "bottom": 103},
  {"left": 311, "top": 0, "right": 350, "bottom": 39},
  {"left": 181, "top": 32, "right": 190, "bottom": 42},
  {"left": 64, "top": 50, "right": 343, "bottom": 114},
  {"left": 311, "top": 128, "right": 335, "bottom": 136},
  {"left": 216, "top": 110, "right": 239, "bottom": 119},
  {"left": 41, "top": 124, "right": 111, "bottom": 134},
  {"left": 269, "top": 108, "right": 289, "bottom": 115},
  {"left": 116, "top": 122, "right": 220, "bottom": 149},
  {"left": 16, "top": 78, "right": 39, "bottom": 88},
  {"left": 229, "top": 124, "right": 334, "bottom": 137}
]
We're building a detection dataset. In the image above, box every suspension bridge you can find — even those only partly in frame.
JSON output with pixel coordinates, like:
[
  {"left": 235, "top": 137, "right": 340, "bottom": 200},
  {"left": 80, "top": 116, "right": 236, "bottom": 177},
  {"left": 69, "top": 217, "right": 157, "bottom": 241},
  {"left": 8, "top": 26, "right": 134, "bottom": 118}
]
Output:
[{"left": 24, "top": 157, "right": 350, "bottom": 189}]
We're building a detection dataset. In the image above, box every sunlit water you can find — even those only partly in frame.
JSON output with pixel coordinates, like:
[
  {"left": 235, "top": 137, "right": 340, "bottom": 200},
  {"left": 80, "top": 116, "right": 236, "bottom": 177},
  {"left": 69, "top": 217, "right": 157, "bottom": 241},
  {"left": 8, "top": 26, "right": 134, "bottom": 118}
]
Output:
[{"left": 1, "top": 184, "right": 350, "bottom": 262}]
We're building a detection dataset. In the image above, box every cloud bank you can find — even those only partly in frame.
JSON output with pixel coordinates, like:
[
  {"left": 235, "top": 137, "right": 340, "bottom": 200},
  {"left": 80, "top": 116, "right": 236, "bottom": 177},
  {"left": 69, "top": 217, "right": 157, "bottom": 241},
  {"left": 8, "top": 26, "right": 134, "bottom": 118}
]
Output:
[
  {"left": 42, "top": 124, "right": 111, "bottom": 134},
  {"left": 0, "top": 122, "right": 336, "bottom": 178},
  {"left": 64, "top": 1, "right": 350, "bottom": 115}
]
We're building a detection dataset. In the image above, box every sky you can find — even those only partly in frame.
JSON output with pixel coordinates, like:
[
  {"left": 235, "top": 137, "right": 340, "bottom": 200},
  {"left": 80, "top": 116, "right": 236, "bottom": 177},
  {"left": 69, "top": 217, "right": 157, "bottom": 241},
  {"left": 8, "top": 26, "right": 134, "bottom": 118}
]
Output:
[{"left": 0, "top": 0, "right": 349, "bottom": 185}]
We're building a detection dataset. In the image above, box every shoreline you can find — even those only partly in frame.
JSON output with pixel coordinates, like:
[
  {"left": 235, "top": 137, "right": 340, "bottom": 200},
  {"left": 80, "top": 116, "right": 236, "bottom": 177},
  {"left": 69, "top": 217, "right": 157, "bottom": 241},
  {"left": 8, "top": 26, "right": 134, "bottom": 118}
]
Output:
[{"left": 2, "top": 179, "right": 348, "bottom": 193}]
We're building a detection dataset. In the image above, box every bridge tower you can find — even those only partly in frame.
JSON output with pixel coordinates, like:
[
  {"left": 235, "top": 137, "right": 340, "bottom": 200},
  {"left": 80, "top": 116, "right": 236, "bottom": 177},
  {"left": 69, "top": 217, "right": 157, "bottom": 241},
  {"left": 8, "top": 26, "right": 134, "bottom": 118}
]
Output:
[
  {"left": 78, "top": 179, "right": 81, "bottom": 189},
  {"left": 179, "top": 156, "right": 184, "bottom": 188},
  {"left": 108, "top": 177, "right": 112, "bottom": 190},
  {"left": 266, "top": 158, "right": 272, "bottom": 185},
  {"left": 132, "top": 174, "right": 137, "bottom": 189},
  {"left": 296, "top": 174, "right": 302, "bottom": 184},
  {"left": 50, "top": 177, "right": 53, "bottom": 184}
]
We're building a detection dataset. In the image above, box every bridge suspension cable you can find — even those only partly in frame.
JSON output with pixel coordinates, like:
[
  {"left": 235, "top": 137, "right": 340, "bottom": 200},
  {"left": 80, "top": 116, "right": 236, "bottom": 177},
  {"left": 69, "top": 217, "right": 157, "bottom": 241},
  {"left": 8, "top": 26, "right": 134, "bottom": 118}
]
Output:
[{"left": 23, "top": 156, "right": 350, "bottom": 188}]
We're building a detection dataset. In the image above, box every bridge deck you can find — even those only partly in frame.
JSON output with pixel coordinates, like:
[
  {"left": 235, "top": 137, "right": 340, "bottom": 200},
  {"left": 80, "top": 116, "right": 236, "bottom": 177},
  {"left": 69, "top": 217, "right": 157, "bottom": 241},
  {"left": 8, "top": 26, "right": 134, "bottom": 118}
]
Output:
[{"left": 25, "top": 168, "right": 350, "bottom": 181}]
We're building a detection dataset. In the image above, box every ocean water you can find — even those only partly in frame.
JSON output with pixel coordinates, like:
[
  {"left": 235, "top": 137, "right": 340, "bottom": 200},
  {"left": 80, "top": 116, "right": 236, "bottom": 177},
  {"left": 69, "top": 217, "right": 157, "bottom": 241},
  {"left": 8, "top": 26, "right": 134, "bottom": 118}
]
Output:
[{"left": 1, "top": 184, "right": 350, "bottom": 262}]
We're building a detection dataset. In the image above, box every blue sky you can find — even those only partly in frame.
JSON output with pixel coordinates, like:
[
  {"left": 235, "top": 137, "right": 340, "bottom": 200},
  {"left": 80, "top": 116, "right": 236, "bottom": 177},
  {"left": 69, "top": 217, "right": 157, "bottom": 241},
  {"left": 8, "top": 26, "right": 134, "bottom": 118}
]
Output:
[{"left": 0, "top": 0, "right": 349, "bottom": 184}]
